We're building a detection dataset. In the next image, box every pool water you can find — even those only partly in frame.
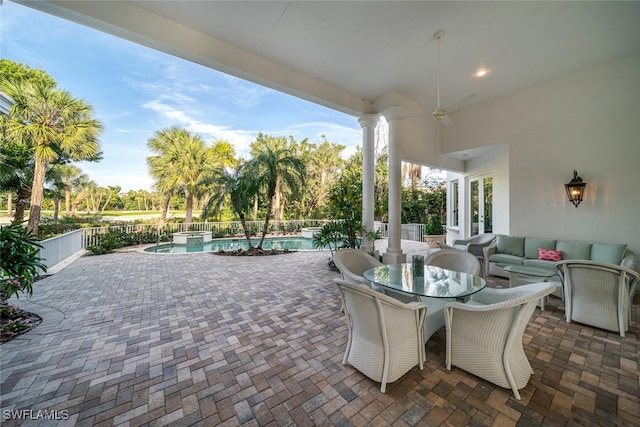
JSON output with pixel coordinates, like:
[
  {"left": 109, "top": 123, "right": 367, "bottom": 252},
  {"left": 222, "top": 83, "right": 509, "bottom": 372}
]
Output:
[{"left": 146, "top": 236, "right": 320, "bottom": 253}]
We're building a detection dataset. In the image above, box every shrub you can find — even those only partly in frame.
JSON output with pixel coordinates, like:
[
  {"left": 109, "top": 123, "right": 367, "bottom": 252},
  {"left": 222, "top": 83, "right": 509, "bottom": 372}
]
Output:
[
  {"left": 0, "top": 223, "right": 47, "bottom": 304},
  {"left": 86, "top": 227, "right": 159, "bottom": 255}
]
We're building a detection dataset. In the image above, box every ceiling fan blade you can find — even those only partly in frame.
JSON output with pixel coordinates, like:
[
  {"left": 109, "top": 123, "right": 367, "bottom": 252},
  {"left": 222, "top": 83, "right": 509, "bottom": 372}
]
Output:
[
  {"left": 440, "top": 114, "right": 453, "bottom": 127},
  {"left": 444, "top": 93, "right": 478, "bottom": 112}
]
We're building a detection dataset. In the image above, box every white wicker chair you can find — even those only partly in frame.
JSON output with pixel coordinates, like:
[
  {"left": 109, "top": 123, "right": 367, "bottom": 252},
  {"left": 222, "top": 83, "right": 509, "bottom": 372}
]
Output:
[
  {"left": 333, "top": 249, "right": 417, "bottom": 303},
  {"left": 332, "top": 249, "right": 383, "bottom": 287},
  {"left": 444, "top": 282, "right": 556, "bottom": 400},
  {"left": 554, "top": 260, "right": 640, "bottom": 337},
  {"left": 425, "top": 249, "right": 481, "bottom": 275},
  {"left": 452, "top": 233, "right": 497, "bottom": 257},
  {"left": 333, "top": 279, "right": 427, "bottom": 393},
  {"left": 419, "top": 249, "right": 483, "bottom": 340}
]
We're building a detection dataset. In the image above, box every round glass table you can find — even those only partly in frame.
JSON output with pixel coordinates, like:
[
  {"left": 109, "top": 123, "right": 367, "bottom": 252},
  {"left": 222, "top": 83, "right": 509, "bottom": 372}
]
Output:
[
  {"left": 363, "top": 263, "right": 487, "bottom": 341},
  {"left": 363, "top": 263, "right": 486, "bottom": 299}
]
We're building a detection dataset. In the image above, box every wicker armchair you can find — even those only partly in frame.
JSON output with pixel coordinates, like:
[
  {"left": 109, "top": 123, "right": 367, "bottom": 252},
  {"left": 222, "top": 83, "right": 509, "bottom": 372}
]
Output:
[
  {"left": 332, "top": 249, "right": 382, "bottom": 287},
  {"left": 333, "top": 249, "right": 417, "bottom": 304},
  {"left": 554, "top": 260, "right": 640, "bottom": 337},
  {"left": 333, "top": 279, "right": 427, "bottom": 393},
  {"left": 452, "top": 233, "right": 497, "bottom": 257},
  {"left": 420, "top": 249, "right": 483, "bottom": 340},
  {"left": 444, "top": 282, "right": 556, "bottom": 400},
  {"left": 425, "top": 249, "right": 481, "bottom": 275}
]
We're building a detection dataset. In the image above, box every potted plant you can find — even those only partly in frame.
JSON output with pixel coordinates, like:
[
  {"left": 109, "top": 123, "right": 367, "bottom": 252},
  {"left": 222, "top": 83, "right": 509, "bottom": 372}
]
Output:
[
  {"left": 424, "top": 214, "right": 446, "bottom": 248},
  {"left": 0, "top": 222, "right": 47, "bottom": 306}
]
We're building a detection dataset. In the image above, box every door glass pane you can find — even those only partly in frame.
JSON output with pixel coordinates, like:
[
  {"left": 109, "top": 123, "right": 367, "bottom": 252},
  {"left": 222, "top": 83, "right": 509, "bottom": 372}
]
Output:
[
  {"left": 450, "top": 180, "right": 459, "bottom": 227},
  {"left": 483, "top": 178, "right": 493, "bottom": 233},
  {"left": 471, "top": 180, "right": 479, "bottom": 236}
]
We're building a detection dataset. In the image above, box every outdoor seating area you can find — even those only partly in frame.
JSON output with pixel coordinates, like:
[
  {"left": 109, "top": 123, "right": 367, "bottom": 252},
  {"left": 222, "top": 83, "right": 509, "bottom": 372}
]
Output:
[{"left": 1, "top": 247, "right": 639, "bottom": 425}]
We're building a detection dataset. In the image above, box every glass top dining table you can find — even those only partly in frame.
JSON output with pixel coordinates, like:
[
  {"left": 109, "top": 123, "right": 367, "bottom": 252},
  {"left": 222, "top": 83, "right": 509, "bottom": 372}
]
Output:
[{"left": 363, "top": 263, "right": 486, "bottom": 299}]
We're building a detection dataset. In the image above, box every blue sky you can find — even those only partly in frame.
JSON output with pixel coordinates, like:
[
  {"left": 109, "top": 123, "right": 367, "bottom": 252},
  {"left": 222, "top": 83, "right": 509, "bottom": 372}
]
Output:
[{"left": 1, "top": 2, "right": 363, "bottom": 192}]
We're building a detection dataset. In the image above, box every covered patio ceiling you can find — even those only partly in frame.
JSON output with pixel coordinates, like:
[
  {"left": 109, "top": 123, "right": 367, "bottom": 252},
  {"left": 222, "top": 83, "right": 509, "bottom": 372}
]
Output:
[{"left": 16, "top": 1, "right": 640, "bottom": 120}]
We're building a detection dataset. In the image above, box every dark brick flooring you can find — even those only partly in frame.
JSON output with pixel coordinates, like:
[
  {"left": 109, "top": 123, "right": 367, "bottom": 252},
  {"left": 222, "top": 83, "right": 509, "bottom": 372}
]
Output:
[{"left": 1, "top": 250, "right": 638, "bottom": 426}]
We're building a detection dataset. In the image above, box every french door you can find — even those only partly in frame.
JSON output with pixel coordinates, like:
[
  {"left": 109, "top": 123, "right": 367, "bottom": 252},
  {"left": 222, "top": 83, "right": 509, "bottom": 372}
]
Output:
[{"left": 469, "top": 176, "right": 493, "bottom": 236}]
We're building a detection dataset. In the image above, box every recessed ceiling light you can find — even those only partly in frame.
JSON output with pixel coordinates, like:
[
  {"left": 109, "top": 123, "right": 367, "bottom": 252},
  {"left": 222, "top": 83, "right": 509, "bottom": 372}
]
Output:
[{"left": 473, "top": 68, "right": 489, "bottom": 78}]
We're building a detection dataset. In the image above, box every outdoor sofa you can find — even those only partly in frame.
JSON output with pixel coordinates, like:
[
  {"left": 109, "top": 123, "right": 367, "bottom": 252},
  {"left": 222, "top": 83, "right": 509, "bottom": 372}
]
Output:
[{"left": 483, "top": 235, "right": 635, "bottom": 279}]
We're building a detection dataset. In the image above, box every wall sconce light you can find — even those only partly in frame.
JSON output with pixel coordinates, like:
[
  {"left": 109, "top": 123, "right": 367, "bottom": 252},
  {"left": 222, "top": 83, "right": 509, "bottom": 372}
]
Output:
[{"left": 565, "top": 170, "right": 586, "bottom": 207}]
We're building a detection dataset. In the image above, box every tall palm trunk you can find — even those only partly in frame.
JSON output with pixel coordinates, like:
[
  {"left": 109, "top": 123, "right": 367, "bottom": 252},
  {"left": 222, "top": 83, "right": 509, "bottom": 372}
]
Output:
[
  {"left": 239, "top": 213, "right": 254, "bottom": 249},
  {"left": 53, "top": 198, "right": 60, "bottom": 222},
  {"left": 7, "top": 192, "right": 12, "bottom": 216},
  {"left": 159, "top": 193, "right": 171, "bottom": 226},
  {"left": 64, "top": 186, "right": 72, "bottom": 216},
  {"left": 27, "top": 157, "right": 47, "bottom": 234},
  {"left": 257, "top": 195, "right": 274, "bottom": 250},
  {"left": 185, "top": 192, "right": 193, "bottom": 224},
  {"left": 273, "top": 182, "right": 282, "bottom": 233},
  {"left": 253, "top": 197, "right": 258, "bottom": 221},
  {"left": 14, "top": 186, "right": 30, "bottom": 224}
]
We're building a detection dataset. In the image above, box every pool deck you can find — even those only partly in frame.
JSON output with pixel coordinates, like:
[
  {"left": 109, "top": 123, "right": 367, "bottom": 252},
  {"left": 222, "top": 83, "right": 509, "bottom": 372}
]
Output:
[{"left": 1, "top": 241, "right": 638, "bottom": 426}]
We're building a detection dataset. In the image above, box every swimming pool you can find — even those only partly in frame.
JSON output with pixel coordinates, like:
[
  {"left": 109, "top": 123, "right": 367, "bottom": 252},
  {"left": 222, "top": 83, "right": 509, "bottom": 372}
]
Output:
[{"left": 146, "top": 236, "right": 320, "bottom": 253}]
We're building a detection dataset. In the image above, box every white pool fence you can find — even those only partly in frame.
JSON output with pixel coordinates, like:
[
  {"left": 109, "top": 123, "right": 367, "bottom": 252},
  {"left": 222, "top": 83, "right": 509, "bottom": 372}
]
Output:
[{"left": 34, "top": 220, "right": 431, "bottom": 272}]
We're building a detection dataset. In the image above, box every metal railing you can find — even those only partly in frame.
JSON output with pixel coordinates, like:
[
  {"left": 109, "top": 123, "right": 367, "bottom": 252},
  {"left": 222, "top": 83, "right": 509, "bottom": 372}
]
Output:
[{"left": 375, "top": 222, "right": 438, "bottom": 242}]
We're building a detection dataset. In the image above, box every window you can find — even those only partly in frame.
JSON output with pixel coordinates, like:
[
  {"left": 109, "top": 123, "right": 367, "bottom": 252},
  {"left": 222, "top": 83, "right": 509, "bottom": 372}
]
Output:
[{"left": 449, "top": 180, "right": 459, "bottom": 227}]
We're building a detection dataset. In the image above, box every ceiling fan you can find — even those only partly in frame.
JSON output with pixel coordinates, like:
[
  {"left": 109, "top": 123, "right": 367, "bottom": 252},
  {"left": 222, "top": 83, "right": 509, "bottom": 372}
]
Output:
[{"left": 432, "top": 30, "right": 478, "bottom": 127}]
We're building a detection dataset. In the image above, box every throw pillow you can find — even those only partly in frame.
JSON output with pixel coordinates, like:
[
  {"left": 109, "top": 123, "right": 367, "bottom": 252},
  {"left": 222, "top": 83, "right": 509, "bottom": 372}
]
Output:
[
  {"left": 524, "top": 238, "right": 556, "bottom": 259},
  {"left": 538, "top": 248, "right": 562, "bottom": 262}
]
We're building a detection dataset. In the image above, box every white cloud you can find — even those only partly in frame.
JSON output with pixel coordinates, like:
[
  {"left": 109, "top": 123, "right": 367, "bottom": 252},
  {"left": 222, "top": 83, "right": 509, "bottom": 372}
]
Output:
[
  {"left": 288, "top": 121, "right": 362, "bottom": 158},
  {"left": 142, "top": 98, "right": 257, "bottom": 156}
]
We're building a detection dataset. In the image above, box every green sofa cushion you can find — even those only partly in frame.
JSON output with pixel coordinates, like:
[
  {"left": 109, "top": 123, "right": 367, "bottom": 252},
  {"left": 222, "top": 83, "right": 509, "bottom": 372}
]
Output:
[
  {"left": 590, "top": 243, "right": 627, "bottom": 265},
  {"left": 556, "top": 241, "right": 592, "bottom": 260},
  {"left": 488, "top": 253, "right": 524, "bottom": 266},
  {"left": 524, "top": 238, "right": 557, "bottom": 259},
  {"left": 496, "top": 234, "right": 525, "bottom": 257}
]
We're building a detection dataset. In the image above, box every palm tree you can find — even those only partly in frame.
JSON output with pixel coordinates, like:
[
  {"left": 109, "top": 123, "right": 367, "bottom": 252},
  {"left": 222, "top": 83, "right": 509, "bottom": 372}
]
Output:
[
  {"left": 100, "top": 185, "right": 122, "bottom": 212},
  {"left": 70, "top": 175, "right": 94, "bottom": 215},
  {"left": 201, "top": 165, "right": 255, "bottom": 249},
  {"left": 148, "top": 127, "right": 217, "bottom": 225},
  {"left": 0, "top": 142, "right": 33, "bottom": 224},
  {"left": 147, "top": 127, "right": 186, "bottom": 225},
  {"left": 246, "top": 135, "right": 305, "bottom": 249},
  {"left": 2, "top": 81, "right": 102, "bottom": 234},
  {"left": 172, "top": 134, "right": 210, "bottom": 224},
  {"left": 45, "top": 164, "right": 67, "bottom": 222},
  {"left": 48, "top": 163, "right": 83, "bottom": 217}
]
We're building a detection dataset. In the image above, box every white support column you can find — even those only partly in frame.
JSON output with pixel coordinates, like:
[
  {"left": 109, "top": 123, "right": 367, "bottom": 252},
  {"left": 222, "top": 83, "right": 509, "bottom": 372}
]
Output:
[
  {"left": 358, "top": 114, "right": 378, "bottom": 254},
  {"left": 382, "top": 107, "right": 406, "bottom": 264}
]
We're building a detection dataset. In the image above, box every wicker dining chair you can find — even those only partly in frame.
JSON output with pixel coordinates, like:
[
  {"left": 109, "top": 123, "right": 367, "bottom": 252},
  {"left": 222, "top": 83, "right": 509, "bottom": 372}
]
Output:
[
  {"left": 444, "top": 282, "right": 556, "bottom": 400},
  {"left": 333, "top": 278, "right": 427, "bottom": 393},
  {"left": 425, "top": 249, "right": 481, "bottom": 276},
  {"left": 554, "top": 260, "right": 640, "bottom": 337},
  {"left": 333, "top": 249, "right": 418, "bottom": 304},
  {"left": 332, "top": 249, "right": 382, "bottom": 287}
]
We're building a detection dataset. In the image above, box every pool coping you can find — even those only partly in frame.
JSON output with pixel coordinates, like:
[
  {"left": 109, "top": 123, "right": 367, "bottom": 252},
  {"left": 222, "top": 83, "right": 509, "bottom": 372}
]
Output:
[{"left": 138, "top": 233, "right": 320, "bottom": 254}]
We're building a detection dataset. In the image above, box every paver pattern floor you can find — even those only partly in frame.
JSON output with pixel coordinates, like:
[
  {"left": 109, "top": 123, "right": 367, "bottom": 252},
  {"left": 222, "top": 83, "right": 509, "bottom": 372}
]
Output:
[{"left": 1, "top": 247, "right": 638, "bottom": 426}]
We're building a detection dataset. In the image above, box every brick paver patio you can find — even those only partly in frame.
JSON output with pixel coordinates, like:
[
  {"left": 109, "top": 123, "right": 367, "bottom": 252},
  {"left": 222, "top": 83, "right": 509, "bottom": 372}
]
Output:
[{"left": 1, "top": 247, "right": 638, "bottom": 426}]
